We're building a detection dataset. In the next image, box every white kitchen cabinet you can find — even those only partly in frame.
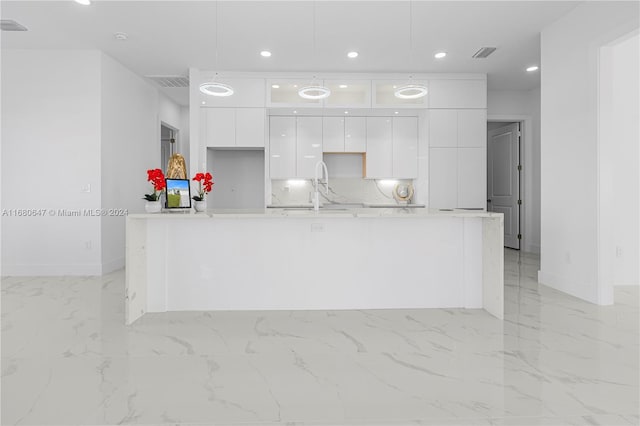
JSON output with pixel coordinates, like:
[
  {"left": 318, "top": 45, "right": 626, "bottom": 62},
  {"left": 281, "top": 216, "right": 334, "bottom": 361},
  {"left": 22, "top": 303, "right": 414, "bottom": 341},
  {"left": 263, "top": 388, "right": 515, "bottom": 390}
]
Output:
[
  {"left": 269, "top": 117, "right": 296, "bottom": 179},
  {"left": 344, "top": 117, "right": 366, "bottom": 152},
  {"left": 202, "top": 107, "right": 265, "bottom": 148},
  {"left": 392, "top": 117, "right": 418, "bottom": 178},
  {"left": 429, "top": 148, "right": 458, "bottom": 209},
  {"left": 372, "top": 80, "right": 429, "bottom": 108},
  {"left": 365, "top": 117, "right": 393, "bottom": 178},
  {"left": 365, "top": 117, "right": 418, "bottom": 178},
  {"left": 458, "top": 109, "right": 487, "bottom": 148},
  {"left": 198, "top": 78, "right": 265, "bottom": 107},
  {"left": 323, "top": 80, "right": 371, "bottom": 108},
  {"left": 428, "top": 79, "right": 487, "bottom": 109},
  {"left": 457, "top": 148, "right": 486, "bottom": 208},
  {"left": 267, "top": 79, "right": 324, "bottom": 107},
  {"left": 203, "top": 108, "right": 235, "bottom": 147},
  {"left": 296, "top": 117, "right": 323, "bottom": 178},
  {"left": 322, "top": 117, "right": 345, "bottom": 152},
  {"left": 429, "top": 147, "right": 487, "bottom": 209},
  {"left": 428, "top": 110, "right": 458, "bottom": 148},
  {"left": 236, "top": 108, "right": 265, "bottom": 147}
]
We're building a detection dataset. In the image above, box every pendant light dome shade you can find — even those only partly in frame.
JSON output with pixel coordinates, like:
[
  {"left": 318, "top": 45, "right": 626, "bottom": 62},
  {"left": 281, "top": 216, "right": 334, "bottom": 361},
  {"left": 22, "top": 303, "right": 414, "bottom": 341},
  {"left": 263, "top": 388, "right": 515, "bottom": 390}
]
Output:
[{"left": 394, "top": 84, "right": 428, "bottom": 99}]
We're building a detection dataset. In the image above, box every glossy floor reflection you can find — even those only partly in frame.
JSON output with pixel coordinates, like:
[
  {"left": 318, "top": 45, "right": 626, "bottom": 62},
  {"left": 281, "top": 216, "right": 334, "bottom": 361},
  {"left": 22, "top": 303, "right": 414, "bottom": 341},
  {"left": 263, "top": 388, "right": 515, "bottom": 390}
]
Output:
[{"left": 2, "top": 250, "right": 638, "bottom": 426}]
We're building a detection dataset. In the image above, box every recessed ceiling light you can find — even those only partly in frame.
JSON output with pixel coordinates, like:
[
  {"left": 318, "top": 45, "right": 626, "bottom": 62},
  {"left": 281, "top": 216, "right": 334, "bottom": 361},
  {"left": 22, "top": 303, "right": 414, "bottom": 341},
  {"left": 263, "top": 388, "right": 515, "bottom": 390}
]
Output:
[
  {"left": 293, "top": 110, "right": 298, "bottom": 114},
  {"left": 272, "top": 84, "right": 280, "bottom": 89},
  {"left": 339, "top": 84, "right": 348, "bottom": 89},
  {"left": 394, "top": 111, "right": 399, "bottom": 114},
  {"left": 74, "top": 0, "right": 91, "bottom": 5},
  {"left": 260, "top": 50, "right": 272, "bottom": 57},
  {"left": 201, "top": 101, "right": 206, "bottom": 105},
  {"left": 526, "top": 66, "right": 539, "bottom": 72},
  {"left": 434, "top": 51, "right": 447, "bottom": 59},
  {"left": 344, "top": 111, "right": 349, "bottom": 114},
  {"left": 114, "top": 32, "right": 128, "bottom": 41},
  {"left": 347, "top": 51, "right": 358, "bottom": 59}
]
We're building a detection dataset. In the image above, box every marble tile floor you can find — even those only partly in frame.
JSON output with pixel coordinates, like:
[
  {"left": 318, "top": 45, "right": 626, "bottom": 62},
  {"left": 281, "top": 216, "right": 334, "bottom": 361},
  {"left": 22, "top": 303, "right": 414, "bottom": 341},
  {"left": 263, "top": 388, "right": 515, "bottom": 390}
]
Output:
[{"left": 1, "top": 249, "right": 638, "bottom": 426}]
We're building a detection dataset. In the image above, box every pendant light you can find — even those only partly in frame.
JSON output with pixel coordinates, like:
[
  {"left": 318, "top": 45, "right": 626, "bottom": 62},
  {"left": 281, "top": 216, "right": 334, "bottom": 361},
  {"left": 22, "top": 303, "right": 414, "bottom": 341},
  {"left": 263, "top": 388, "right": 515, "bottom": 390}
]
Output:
[
  {"left": 200, "top": 1, "right": 234, "bottom": 97},
  {"left": 395, "top": 0, "right": 427, "bottom": 100},
  {"left": 298, "top": 2, "right": 330, "bottom": 100}
]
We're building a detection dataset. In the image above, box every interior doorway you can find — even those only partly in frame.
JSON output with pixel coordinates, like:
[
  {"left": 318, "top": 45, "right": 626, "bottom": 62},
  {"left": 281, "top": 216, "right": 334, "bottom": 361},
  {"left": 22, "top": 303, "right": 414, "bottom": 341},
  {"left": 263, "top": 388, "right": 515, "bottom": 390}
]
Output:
[
  {"left": 161, "top": 123, "right": 178, "bottom": 173},
  {"left": 487, "top": 121, "right": 522, "bottom": 250}
]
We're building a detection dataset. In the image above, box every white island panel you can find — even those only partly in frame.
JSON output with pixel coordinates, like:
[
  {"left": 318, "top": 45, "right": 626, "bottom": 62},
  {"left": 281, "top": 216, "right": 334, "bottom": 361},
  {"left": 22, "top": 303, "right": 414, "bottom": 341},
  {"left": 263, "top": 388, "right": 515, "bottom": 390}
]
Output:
[{"left": 126, "top": 210, "right": 503, "bottom": 324}]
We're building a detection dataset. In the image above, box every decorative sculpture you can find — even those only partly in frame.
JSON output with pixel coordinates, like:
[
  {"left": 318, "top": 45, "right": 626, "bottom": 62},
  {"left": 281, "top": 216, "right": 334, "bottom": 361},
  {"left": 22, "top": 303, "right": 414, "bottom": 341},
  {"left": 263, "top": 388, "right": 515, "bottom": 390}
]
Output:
[{"left": 166, "top": 153, "right": 187, "bottom": 179}]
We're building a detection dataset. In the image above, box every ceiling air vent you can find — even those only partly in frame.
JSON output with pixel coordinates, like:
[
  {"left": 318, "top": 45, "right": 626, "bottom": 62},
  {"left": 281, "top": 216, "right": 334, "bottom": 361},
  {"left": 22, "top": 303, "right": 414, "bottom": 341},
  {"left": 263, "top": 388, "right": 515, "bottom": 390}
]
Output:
[
  {"left": 146, "top": 76, "right": 190, "bottom": 88},
  {"left": 1, "top": 20, "right": 28, "bottom": 31},
  {"left": 472, "top": 47, "right": 497, "bottom": 59}
]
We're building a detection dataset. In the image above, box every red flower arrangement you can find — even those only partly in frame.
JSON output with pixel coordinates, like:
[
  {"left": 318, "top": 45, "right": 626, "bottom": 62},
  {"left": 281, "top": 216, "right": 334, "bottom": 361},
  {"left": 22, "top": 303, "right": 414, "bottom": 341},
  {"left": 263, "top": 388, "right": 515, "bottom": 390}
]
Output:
[
  {"left": 143, "top": 168, "right": 166, "bottom": 201},
  {"left": 192, "top": 172, "right": 214, "bottom": 201}
]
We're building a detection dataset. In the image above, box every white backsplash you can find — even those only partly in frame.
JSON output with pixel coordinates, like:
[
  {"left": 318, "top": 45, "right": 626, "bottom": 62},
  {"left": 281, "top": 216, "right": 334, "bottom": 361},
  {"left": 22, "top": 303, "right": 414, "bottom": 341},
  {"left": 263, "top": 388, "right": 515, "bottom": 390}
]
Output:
[{"left": 270, "top": 178, "right": 414, "bottom": 206}]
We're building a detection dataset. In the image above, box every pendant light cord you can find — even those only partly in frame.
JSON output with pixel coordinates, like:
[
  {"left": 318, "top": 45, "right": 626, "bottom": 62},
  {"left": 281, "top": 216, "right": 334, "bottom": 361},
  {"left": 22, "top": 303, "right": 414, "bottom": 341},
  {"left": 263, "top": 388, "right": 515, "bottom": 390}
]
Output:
[{"left": 215, "top": 1, "right": 219, "bottom": 79}]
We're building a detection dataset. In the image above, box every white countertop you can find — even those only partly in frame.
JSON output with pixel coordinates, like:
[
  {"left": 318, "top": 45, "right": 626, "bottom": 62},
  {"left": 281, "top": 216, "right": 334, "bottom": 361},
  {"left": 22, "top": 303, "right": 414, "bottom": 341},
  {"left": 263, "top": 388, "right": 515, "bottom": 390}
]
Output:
[{"left": 128, "top": 208, "right": 501, "bottom": 220}]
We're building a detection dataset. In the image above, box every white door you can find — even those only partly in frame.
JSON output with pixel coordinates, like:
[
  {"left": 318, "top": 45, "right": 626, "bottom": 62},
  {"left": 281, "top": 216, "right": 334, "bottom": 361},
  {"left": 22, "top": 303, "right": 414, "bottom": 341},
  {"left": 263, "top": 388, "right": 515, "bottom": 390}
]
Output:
[{"left": 487, "top": 123, "right": 520, "bottom": 249}]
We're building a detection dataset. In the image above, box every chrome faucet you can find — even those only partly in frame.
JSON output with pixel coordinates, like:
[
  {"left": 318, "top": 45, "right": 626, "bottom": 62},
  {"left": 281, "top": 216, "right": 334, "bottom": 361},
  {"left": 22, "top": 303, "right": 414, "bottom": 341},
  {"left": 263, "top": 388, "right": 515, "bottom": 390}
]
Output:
[{"left": 313, "top": 160, "right": 329, "bottom": 211}]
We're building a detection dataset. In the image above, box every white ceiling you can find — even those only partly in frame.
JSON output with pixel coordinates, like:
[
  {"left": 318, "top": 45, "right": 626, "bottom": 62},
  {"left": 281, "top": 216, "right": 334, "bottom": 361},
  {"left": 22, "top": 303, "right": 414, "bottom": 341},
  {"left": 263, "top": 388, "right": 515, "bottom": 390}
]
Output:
[{"left": 1, "top": 0, "right": 584, "bottom": 106}]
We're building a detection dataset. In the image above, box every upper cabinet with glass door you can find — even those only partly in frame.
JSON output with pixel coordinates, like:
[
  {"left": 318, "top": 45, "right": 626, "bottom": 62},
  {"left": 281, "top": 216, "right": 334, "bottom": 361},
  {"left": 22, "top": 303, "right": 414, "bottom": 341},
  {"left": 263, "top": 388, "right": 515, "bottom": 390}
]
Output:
[
  {"left": 372, "top": 80, "right": 429, "bottom": 108},
  {"left": 322, "top": 80, "right": 371, "bottom": 108},
  {"left": 267, "top": 79, "right": 325, "bottom": 107}
]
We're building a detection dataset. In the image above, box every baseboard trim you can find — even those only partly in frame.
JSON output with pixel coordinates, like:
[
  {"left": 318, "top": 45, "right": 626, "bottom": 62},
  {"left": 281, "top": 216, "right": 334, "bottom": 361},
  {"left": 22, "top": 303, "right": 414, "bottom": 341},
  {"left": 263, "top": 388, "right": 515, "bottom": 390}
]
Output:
[
  {"left": 538, "top": 270, "right": 599, "bottom": 304},
  {"left": 102, "top": 257, "right": 125, "bottom": 274}
]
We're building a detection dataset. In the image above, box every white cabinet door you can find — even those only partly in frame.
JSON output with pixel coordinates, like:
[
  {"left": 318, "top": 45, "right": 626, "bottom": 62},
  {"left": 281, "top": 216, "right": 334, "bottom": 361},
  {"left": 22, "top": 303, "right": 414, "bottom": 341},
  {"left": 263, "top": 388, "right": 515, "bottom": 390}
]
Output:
[
  {"left": 457, "top": 148, "right": 487, "bottom": 208},
  {"left": 429, "top": 148, "right": 458, "bottom": 209},
  {"left": 392, "top": 117, "right": 418, "bottom": 178},
  {"left": 236, "top": 108, "right": 265, "bottom": 147},
  {"left": 458, "top": 110, "right": 487, "bottom": 148},
  {"left": 366, "top": 117, "right": 393, "bottom": 178},
  {"left": 322, "top": 117, "right": 345, "bottom": 152},
  {"left": 204, "top": 108, "right": 235, "bottom": 147},
  {"left": 428, "top": 79, "right": 487, "bottom": 109},
  {"left": 296, "top": 117, "right": 323, "bottom": 178},
  {"left": 428, "top": 110, "right": 457, "bottom": 148},
  {"left": 269, "top": 117, "right": 296, "bottom": 179},
  {"left": 344, "top": 117, "right": 366, "bottom": 152}
]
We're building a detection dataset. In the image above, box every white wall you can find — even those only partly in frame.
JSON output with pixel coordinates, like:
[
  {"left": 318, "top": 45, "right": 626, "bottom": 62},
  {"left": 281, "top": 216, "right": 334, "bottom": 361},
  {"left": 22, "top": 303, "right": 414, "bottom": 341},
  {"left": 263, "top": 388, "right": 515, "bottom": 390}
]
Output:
[
  {"left": 100, "top": 53, "right": 161, "bottom": 273},
  {"left": 600, "top": 33, "right": 640, "bottom": 287},
  {"left": 611, "top": 33, "right": 639, "bottom": 286},
  {"left": 179, "top": 106, "right": 191, "bottom": 167},
  {"left": 539, "top": 2, "right": 639, "bottom": 303},
  {"left": 1, "top": 50, "right": 178, "bottom": 276},
  {"left": 1, "top": 50, "right": 103, "bottom": 275},
  {"left": 487, "top": 89, "right": 540, "bottom": 253}
]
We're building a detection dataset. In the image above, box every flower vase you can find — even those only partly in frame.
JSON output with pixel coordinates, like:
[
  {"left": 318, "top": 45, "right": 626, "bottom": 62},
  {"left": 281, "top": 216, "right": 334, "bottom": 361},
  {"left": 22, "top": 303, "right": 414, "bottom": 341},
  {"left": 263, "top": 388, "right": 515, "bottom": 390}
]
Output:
[
  {"left": 194, "top": 200, "right": 206, "bottom": 213},
  {"left": 145, "top": 200, "right": 162, "bottom": 213}
]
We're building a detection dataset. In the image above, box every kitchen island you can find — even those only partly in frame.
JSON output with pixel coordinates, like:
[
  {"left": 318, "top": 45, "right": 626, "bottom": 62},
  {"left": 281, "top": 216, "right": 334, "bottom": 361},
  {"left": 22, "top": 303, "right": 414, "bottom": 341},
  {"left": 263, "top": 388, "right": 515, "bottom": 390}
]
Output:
[{"left": 126, "top": 208, "right": 503, "bottom": 324}]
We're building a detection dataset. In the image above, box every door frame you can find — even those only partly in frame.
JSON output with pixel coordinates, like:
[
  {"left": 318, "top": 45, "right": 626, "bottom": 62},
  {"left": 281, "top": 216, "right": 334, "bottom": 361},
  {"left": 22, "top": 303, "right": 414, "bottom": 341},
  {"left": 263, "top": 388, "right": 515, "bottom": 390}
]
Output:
[{"left": 487, "top": 115, "right": 534, "bottom": 253}]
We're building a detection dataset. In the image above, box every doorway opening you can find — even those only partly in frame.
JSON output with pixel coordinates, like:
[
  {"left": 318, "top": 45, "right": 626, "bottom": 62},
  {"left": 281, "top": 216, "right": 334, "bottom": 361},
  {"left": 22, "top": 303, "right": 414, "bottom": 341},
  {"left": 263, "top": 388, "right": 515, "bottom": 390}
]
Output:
[
  {"left": 161, "top": 123, "right": 179, "bottom": 174},
  {"left": 487, "top": 121, "right": 522, "bottom": 250}
]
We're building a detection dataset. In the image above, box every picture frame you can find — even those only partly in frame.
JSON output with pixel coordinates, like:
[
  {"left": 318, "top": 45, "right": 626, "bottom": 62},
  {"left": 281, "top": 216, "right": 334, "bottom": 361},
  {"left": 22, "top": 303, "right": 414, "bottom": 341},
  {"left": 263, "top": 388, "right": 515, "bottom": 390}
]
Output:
[{"left": 164, "top": 179, "right": 192, "bottom": 209}]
